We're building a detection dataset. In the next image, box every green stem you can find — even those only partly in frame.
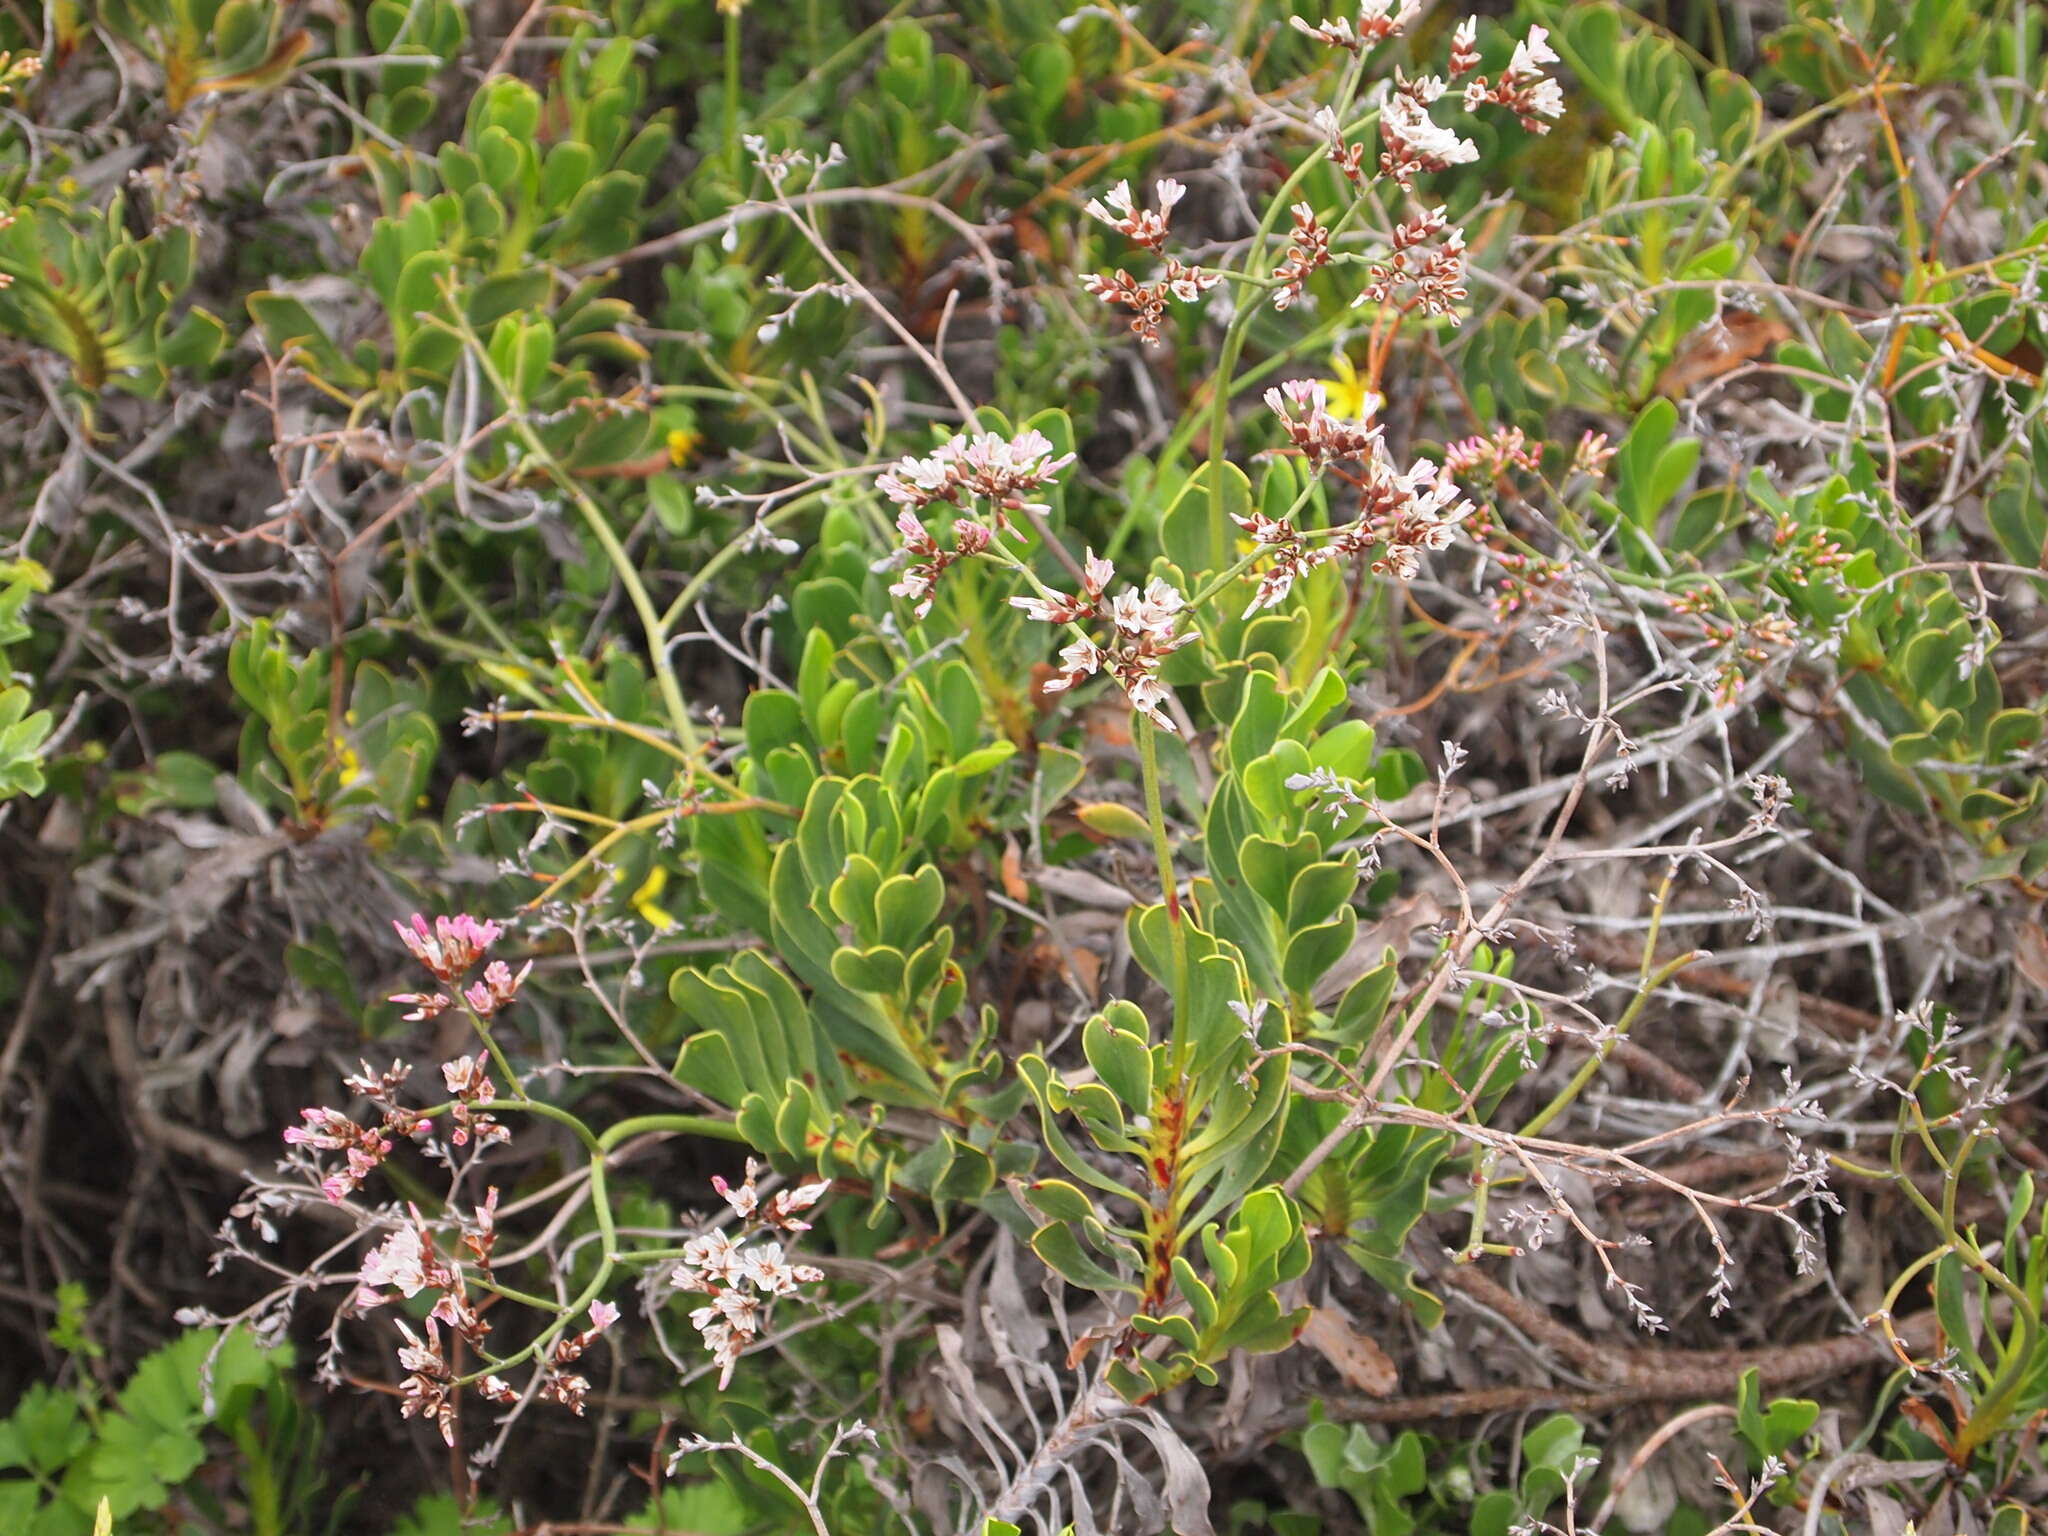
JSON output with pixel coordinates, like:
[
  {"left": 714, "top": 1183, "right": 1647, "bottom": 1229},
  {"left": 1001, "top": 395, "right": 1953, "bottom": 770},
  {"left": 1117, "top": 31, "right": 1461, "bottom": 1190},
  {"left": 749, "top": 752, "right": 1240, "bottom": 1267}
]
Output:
[
  {"left": 435, "top": 301, "right": 699, "bottom": 754},
  {"left": 1137, "top": 716, "right": 1193, "bottom": 1069},
  {"left": 1517, "top": 949, "right": 1702, "bottom": 1139}
]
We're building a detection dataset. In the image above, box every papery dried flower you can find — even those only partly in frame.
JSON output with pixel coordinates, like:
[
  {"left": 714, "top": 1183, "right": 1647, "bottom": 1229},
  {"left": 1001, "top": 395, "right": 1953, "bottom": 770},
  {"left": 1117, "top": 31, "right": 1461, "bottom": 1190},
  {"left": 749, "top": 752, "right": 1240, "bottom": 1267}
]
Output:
[
  {"left": 1233, "top": 510, "right": 1334, "bottom": 616},
  {"left": 1571, "top": 430, "right": 1617, "bottom": 479},
  {"left": 1025, "top": 575, "right": 1198, "bottom": 732},
  {"left": 1271, "top": 202, "right": 1331, "bottom": 311},
  {"left": 1463, "top": 24, "right": 1566, "bottom": 132},
  {"left": 1265, "top": 378, "right": 1385, "bottom": 463},
  {"left": 390, "top": 992, "right": 450, "bottom": 1022},
  {"left": 1084, "top": 177, "right": 1185, "bottom": 251},
  {"left": 878, "top": 429, "right": 1075, "bottom": 518},
  {"left": 1313, "top": 106, "right": 1373, "bottom": 188},
  {"left": 394, "top": 913, "right": 502, "bottom": 984},
  {"left": 1379, "top": 83, "right": 1479, "bottom": 188},
  {"left": 1082, "top": 260, "right": 1219, "bottom": 344},
  {"left": 1448, "top": 16, "right": 1481, "bottom": 76}
]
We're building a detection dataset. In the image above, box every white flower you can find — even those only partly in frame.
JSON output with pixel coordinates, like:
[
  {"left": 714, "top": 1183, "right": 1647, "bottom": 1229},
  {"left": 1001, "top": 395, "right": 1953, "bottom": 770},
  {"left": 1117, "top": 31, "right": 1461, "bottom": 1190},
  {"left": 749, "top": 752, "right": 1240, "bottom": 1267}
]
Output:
[
  {"left": 677, "top": 1230, "right": 744, "bottom": 1288},
  {"left": 1041, "top": 639, "right": 1104, "bottom": 693},
  {"left": 1509, "top": 25, "right": 1559, "bottom": 76},
  {"left": 1381, "top": 92, "right": 1478, "bottom": 172},
  {"left": 360, "top": 1227, "right": 429, "bottom": 1301}
]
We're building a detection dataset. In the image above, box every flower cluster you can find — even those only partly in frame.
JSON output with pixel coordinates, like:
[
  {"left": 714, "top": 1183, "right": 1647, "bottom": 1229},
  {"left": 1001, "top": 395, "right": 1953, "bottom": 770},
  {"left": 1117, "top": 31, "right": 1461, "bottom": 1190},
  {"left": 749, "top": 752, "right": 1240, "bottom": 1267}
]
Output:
[
  {"left": 1083, "top": 177, "right": 1184, "bottom": 251},
  {"left": 1674, "top": 589, "right": 1802, "bottom": 704},
  {"left": 535, "top": 1301, "right": 622, "bottom": 1416},
  {"left": 888, "top": 510, "right": 992, "bottom": 619},
  {"left": 393, "top": 912, "right": 502, "bottom": 985},
  {"left": 360, "top": 1201, "right": 489, "bottom": 1442},
  {"left": 1571, "top": 430, "right": 1617, "bottom": 480},
  {"left": 1264, "top": 379, "right": 1385, "bottom": 464},
  {"left": 1489, "top": 550, "right": 1575, "bottom": 621},
  {"left": 1236, "top": 384, "right": 1473, "bottom": 608},
  {"left": 1361, "top": 207, "right": 1467, "bottom": 319},
  {"left": 878, "top": 428, "right": 1076, "bottom": 616},
  {"left": 1080, "top": 261, "right": 1220, "bottom": 346},
  {"left": 1009, "top": 549, "right": 1115, "bottom": 625},
  {"left": 877, "top": 428, "right": 1076, "bottom": 519},
  {"left": 1767, "top": 516, "right": 1851, "bottom": 587},
  {"left": 1379, "top": 76, "right": 1479, "bottom": 189},
  {"left": 1461, "top": 25, "right": 1566, "bottom": 133},
  {"left": 283, "top": 1060, "right": 430, "bottom": 1203},
  {"left": 390, "top": 912, "right": 529, "bottom": 1023},
  {"left": 1356, "top": 451, "right": 1473, "bottom": 581},
  {"left": 671, "top": 1164, "right": 830, "bottom": 1388},
  {"left": 441, "top": 1055, "right": 510, "bottom": 1148},
  {"left": 1290, "top": 0, "right": 1421, "bottom": 53},
  {"left": 1080, "top": 176, "right": 1222, "bottom": 344},
  {"left": 1233, "top": 511, "right": 1323, "bottom": 617},
  {"left": 1444, "top": 426, "right": 1542, "bottom": 481},
  {"left": 1271, "top": 201, "right": 1331, "bottom": 312},
  {"left": 1014, "top": 569, "right": 1199, "bottom": 732}
]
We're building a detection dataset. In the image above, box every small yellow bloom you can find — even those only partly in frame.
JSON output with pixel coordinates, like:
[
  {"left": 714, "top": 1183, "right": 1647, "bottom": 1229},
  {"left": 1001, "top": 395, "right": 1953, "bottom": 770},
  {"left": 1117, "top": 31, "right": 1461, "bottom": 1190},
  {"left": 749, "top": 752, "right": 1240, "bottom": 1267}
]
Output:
[
  {"left": 331, "top": 736, "right": 363, "bottom": 787},
  {"left": 629, "top": 865, "right": 676, "bottom": 930},
  {"left": 666, "top": 426, "right": 703, "bottom": 467},
  {"left": 1321, "top": 352, "right": 1382, "bottom": 421}
]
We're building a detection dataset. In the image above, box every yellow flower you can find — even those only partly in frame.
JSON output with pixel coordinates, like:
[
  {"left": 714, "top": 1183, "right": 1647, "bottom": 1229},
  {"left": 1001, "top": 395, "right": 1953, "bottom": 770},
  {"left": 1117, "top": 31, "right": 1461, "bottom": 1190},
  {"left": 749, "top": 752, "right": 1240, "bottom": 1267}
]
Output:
[
  {"left": 666, "top": 426, "right": 703, "bottom": 467},
  {"left": 629, "top": 865, "right": 676, "bottom": 930},
  {"left": 1321, "top": 352, "right": 1381, "bottom": 421}
]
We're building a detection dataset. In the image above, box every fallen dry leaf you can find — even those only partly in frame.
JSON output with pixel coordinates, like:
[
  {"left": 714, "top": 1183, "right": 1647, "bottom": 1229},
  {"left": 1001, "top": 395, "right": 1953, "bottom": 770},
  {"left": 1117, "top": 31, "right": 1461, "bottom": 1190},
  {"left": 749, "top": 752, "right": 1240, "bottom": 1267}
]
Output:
[
  {"left": 1300, "top": 1304, "right": 1399, "bottom": 1397},
  {"left": 2015, "top": 917, "right": 2048, "bottom": 994},
  {"left": 1000, "top": 836, "right": 1029, "bottom": 902},
  {"left": 1655, "top": 310, "right": 1792, "bottom": 398}
]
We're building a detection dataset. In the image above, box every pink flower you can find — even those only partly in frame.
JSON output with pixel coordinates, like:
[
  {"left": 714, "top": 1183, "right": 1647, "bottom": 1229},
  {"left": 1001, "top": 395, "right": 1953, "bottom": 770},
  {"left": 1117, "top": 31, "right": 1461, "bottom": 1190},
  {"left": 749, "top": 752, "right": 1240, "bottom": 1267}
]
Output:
[
  {"left": 588, "top": 1300, "right": 620, "bottom": 1333},
  {"left": 359, "top": 1226, "right": 430, "bottom": 1302},
  {"left": 877, "top": 430, "right": 1074, "bottom": 517},
  {"left": 712, "top": 1170, "right": 760, "bottom": 1219},
  {"left": 885, "top": 509, "right": 996, "bottom": 619},
  {"left": 463, "top": 958, "right": 531, "bottom": 1018},
  {"left": 394, "top": 913, "right": 503, "bottom": 983}
]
